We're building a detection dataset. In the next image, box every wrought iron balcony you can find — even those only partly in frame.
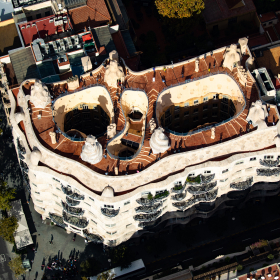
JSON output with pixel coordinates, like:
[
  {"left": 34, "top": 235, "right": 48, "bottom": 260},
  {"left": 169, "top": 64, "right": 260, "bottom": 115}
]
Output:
[
  {"left": 186, "top": 174, "right": 215, "bottom": 185},
  {"left": 230, "top": 177, "right": 253, "bottom": 190},
  {"left": 172, "top": 201, "right": 190, "bottom": 210},
  {"left": 68, "top": 192, "right": 85, "bottom": 201},
  {"left": 63, "top": 212, "right": 88, "bottom": 229},
  {"left": 154, "top": 191, "right": 169, "bottom": 202},
  {"left": 260, "top": 159, "right": 279, "bottom": 168},
  {"left": 83, "top": 229, "right": 103, "bottom": 243},
  {"left": 135, "top": 203, "right": 161, "bottom": 213},
  {"left": 61, "top": 185, "right": 72, "bottom": 195},
  {"left": 66, "top": 196, "right": 80, "bottom": 207},
  {"left": 187, "top": 181, "right": 217, "bottom": 195},
  {"left": 257, "top": 168, "right": 280, "bottom": 177},
  {"left": 62, "top": 202, "right": 84, "bottom": 216},
  {"left": 49, "top": 213, "right": 67, "bottom": 228},
  {"left": 133, "top": 210, "right": 162, "bottom": 222},
  {"left": 171, "top": 192, "right": 186, "bottom": 201},
  {"left": 171, "top": 184, "right": 186, "bottom": 194},
  {"left": 136, "top": 198, "right": 155, "bottom": 206},
  {"left": 101, "top": 207, "right": 120, "bottom": 218}
]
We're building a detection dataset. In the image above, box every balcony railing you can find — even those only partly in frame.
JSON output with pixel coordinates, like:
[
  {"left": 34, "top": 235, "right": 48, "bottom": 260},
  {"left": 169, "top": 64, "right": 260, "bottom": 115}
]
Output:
[
  {"left": 136, "top": 198, "right": 155, "bottom": 206},
  {"left": 61, "top": 185, "right": 72, "bottom": 195},
  {"left": 171, "top": 184, "right": 186, "bottom": 194},
  {"left": 201, "top": 174, "right": 215, "bottom": 183},
  {"left": 49, "top": 213, "right": 67, "bottom": 228},
  {"left": 135, "top": 203, "right": 162, "bottom": 213},
  {"left": 83, "top": 230, "right": 103, "bottom": 243},
  {"left": 171, "top": 192, "right": 186, "bottom": 201},
  {"left": 186, "top": 174, "right": 215, "bottom": 185},
  {"left": 154, "top": 191, "right": 169, "bottom": 202},
  {"left": 133, "top": 210, "right": 162, "bottom": 222},
  {"left": 68, "top": 193, "right": 85, "bottom": 201},
  {"left": 257, "top": 168, "right": 280, "bottom": 177},
  {"left": 101, "top": 208, "right": 120, "bottom": 218},
  {"left": 187, "top": 181, "right": 217, "bottom": 195},
  {"left": 260, "top": 159, "right": 279, "bottom": 168},
  {"left": 66, "top": 196, "right": 80, "bottom": 207},
  {"left": 63, "top": 212, "right": 88, "bottom": 229},
  {"left": 230, "top": 177, "right": 253, "bottom": 190},
  {"left": 62, "top": 202, "right": 85, "bottom": 216}
]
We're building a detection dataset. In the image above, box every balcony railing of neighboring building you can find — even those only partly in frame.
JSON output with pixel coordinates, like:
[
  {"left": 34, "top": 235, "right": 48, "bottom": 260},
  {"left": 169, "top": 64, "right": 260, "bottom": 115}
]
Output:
[
  {"left": 68, "top": 192, "right": 85, "bottom": 201},
  {"left": 63, "top": 212, "right": 88, "bottom": 229},
  {"left": 100, "top": 207, "right": 120, "bottom": 218},
  {"left": 61, "top": 185, "right": 72, "bottom": 196},
  {"left": 187, "top": 181, "right": 217, "bottom": 195},
  {"left": 62, "top": 202, "right": 85, "bottom": 216},
  {"left": 171, "top": 192, "right": 187, "bottom": 201},
  {"left": 49, "top": 213, "right": 67, "bottom": 228},
  {"left": 136, "top": 198, "right": 155, "bottom": 206},
  {"left": 133, "top": 209, "right": 162, "bottom": 222},
  {"left": 230, "top": 177, "right": 253, "bottom": 190},
  {"left": 257, "top": 168, "right": 280, "bottom": 176},
  {"left": 66, "top": 196, "right": 80, "bottom": 207},
  {"left": 83, "top": 229, "right": 103, "bottom": 243},
  {"left": 135, "top": 203, "right": 162, "bottom": 214},
  {"left": 171, "top": 184, "right": 186, "bottom": 194},
  {"left": 259, "top": 159, "right": 279, "bottom": 168}
]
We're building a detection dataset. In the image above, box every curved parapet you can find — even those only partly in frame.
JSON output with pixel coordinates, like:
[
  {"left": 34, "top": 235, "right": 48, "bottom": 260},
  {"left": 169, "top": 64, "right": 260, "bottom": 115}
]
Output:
[
  {"left": 150, "top": 127, "right": 170, "bottom": 154},
  {"left": 80, "top": 135, "right": 103, "bottom": 165}
]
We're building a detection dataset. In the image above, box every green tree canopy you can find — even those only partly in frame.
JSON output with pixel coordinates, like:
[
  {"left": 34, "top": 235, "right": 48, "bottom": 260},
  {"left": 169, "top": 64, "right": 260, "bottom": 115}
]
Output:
[
  {"left": 97, "top": 270, "right": 115, "bottom": 280},
  {"left": 0, "top": 180, "right": 16, "bottom": 211},
  {"left": 0, "top": 216, "right": 18, "bottom": 243},
  {"left": 8, "top": 256, "right": 25, "bottom": 277},
  {"left": 80, "top": 257, "right": 100, "bottom": 277},
  {"left": 111, "top": 245, "right": 132, "bottom": 270},
  {"left": 155, "top": 0, "right": 205, "bottom": 19}
]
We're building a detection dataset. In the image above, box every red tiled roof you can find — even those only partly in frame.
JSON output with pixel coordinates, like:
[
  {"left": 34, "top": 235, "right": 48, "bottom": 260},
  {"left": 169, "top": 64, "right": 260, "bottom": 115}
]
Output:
[
  {"left": 260, "top": 11, "right": 277, "bottom": 23},
  {"left": 203, "top": 0, "right": 256, "bottom": 24},
  {"left": 69, "top": 0, "right": 111, "bottom": 32},
  {"left": 19, "top": 14, "right": 71, "bottom": 46}
]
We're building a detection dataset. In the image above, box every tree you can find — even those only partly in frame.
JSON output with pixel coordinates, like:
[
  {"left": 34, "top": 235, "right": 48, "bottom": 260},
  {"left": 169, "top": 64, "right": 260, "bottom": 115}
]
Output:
[
  {"left": 8, "top": 256, "right": 25, "bottom": 277},
  {"left": 0, "top": 180, "right": 16, "bottom": 211},
  {"left": 155, "top": 0, "right": 205, "bottom": 19},
  {"left": 0, "top": 216, "right": 18, "bottom": 243},
  {"left": 111, "top": 245, "right": 132, "bottom": 270},
  {"left": 80, "top": 257, "right": 100, "bottom": 277},
  {"left": 97, "top": 270, "right": 116, "bottom": 280}
]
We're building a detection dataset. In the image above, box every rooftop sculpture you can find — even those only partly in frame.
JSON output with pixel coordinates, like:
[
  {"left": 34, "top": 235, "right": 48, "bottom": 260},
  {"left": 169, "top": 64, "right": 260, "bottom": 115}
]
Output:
[
  {"left": 246, "top": 100, "right": 268, "bottom": 130},
  {"left": 80, "top": 135, "right": 103, "bottom": 164},
  {"left": 150, "top": 127, "right": 170, "bottom": 154},
  {"left": 30, "top": 80, "right": 51, "bottom": 109},
  {"left": 222, "top": 44, "right": 241, "bottom": 71}
]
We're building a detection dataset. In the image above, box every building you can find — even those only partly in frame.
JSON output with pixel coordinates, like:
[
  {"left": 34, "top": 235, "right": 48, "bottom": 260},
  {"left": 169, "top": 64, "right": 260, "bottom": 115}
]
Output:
[
  {"left": 203, "top": 0, "right": 257, "bottom": 34},
  {"left": 7, "top": 37, "right": 280, "bottom": 247}
]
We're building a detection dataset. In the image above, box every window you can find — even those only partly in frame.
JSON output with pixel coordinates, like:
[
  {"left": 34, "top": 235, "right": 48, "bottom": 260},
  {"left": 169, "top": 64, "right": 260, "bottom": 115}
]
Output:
[
  {"left": 203, "top": 113, "right": 208, "bottom": 119},
  {"left": 203, "top": 104, "right": 208, "bottom": 110},
  {"left": 250, "top": 157, "right": 256, "bottom": 161},
  {"left": 235, "top": 161, "right": 244, "bottom": 165},
  {"left": 37, "top": 206, "right": 45, "bottom": 211},
  {"left": 126, "top": 223, "right": 132, "bottom": 228},
  {"left": 36, "top": 13, "right": 41, "bottom": 19},
  {"left": 45, "top": 11, "right": 50, "bottom": 16},
  {"left": 91, "top": 219, "right": 97, "bottom": 225},
  {"left": 174, "top": 106, "right": 180, "bottom": 112},
  {"left": 236, "top": 170, "right": 241, "bottom": 173},
  {"left": 204, "top": 170, "right": 211, "bottom": 174},
  {"left": 35, "top": 191, "right": 40, "bottom": 194},
  {"left": 184, "top": 102, "right": 189, "bottom": 107},
  {"left": 156, "top": 190, "right": 166, "bottom": 195},
  {"left": 193, "top": 108, "right": 199, "bottom": 114},
  {"left": 212, "top": 112, "right": 217, "bottom": 117},
  {"left": 89, "top": 211, "right": 95, "bottom": 217},
  {"left": 55, "top": 202, "right": 60, "bottom": 206},
  {"left": 222, "top": 169, "right": 229, "bottom": 173},
  {"left": 213, "top": 94, "right": 218, "bottom": 100},
  {"left": 32, "top": 183, "right": 37, "bottom": 187},
  {"left": 193, "top": 116, "right": 198, "bottom": 122},
  {"left": 53, "top": 178, "right": 60, "bottom": 182},
  {"left": 246, "top": 167, "right": 252, "bottom": 171},
  {"left": 122, "top": 210, "right": 129, "bottom": 214},
  {"left": 174, "top": 114, "right": 180, "bottom": 119},
  {"left": 213, "top": 103, "right": 218, "bottom": 108},
  {"left": 269, "top": 21, "right": 272, "bottom": 25},
  {"left": 189, "top": 173, "right": 195, "bottom": 177},
  {"left": 194, "top": 100, "right": 199, "bottom": 105},
  {"left": 106, "top": 224, "right": 116, "bottom": 227},
  {"left": 56, "top": 187, "right": 61, "bottom": 191},
  {"left": 264, "top": 155, "right": 274, "bottom": 159},
  {"left": 220, "top": 178, "right": 228, "bottom": 182},
  {"left": 89, "top": 197, "right": 94, "bottom": 202},
  {"left": 124, "top": 201, "right": 130, "bottom": 206},
  {"left": 184, "top": 111, "right": 189, "bottom": 116},
  {"left": 53, "top": 194, "right": 58, "bottom": 197},
  {"left": 107, "top": 231, "right": 117, "bottom": 235},
  {"left": 104, "top": 205, "right": 114, "bottom": 208},
  {"left": 36, "top": 199, "right": 43, "bottom": 203},
  {"left": 203, "top": 97, "right": 208, "bottom": 102},
  {"left": 228, "top": 17, "right": 237, "bottom": 25},
  {"left": 84, "top": 202, "right": 90, "bottom": 207}
]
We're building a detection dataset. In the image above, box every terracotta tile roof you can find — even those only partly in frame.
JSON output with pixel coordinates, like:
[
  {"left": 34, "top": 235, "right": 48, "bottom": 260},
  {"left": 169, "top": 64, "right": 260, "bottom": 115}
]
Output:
[
  {"left": 69, "top": 0, "right": 111, "bottom": 32},
  {"left": 260, "top": 11, "right": 277, "bottom": 23},
  {"left": 203, "top": 0, "right": 256, "bottom": 24}
]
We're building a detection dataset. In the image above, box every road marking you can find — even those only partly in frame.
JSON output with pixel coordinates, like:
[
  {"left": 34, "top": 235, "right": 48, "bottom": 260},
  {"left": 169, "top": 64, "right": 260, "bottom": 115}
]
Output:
[
  {"left": 183, "top": 258, "right": 193, "bottom": 262},
  {"left": 153, "top": 268, "right": 162, "bottom": 273},
  {"left": 213, "top": 247, "right": 223, "bottom": 252},
  {"left": 271, "top": 228, "right": 280, "bottom": 232},
  {"left": 242, "top": 238, "right": 251, "bottom": 242}
]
